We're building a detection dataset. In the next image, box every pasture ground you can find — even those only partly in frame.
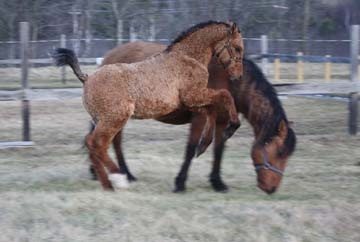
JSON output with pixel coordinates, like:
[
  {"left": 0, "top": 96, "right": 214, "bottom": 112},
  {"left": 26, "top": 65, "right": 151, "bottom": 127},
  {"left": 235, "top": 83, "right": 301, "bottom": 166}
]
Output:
[
  {"left": 0, "top": 62, "right": 350, "bottom": 90},
  {"left": 0, "top": 96, "right": 359, "bottom": 242}
]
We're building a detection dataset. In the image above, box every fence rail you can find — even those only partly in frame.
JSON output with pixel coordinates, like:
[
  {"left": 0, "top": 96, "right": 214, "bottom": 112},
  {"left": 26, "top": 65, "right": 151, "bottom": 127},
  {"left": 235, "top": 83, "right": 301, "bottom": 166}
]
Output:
[
  {"left": 251, "top": 54, "right": 354, "bottom": 63},
  {"left": 0, "top": 57, "right": 98, "bottom": 65},
  {"left": 2, "top": 82, "right": 359, "bottom": 102},
  {"left": 0, "top": 36, "right": 357, "bottom": 60}
]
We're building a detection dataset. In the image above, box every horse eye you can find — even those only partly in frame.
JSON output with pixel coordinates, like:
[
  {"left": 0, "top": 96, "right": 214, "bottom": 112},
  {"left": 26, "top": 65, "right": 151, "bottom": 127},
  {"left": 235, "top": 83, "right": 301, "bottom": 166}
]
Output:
[
  {"left": 235, "top": 47, "right": 241, "bottom": 53},
  {"left": 277, "top": 148, "right": 286, "bottom": 158}
]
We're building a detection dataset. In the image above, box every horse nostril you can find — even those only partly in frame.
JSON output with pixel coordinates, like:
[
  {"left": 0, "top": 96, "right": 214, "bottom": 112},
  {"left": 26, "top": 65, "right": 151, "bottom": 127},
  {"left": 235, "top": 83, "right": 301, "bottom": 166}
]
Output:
[
  {"left": 230, "top": 77, "right": 241, "bottom": 83},
  {"left": 268, "top": 186, "right": 277, "bottom": 194}
]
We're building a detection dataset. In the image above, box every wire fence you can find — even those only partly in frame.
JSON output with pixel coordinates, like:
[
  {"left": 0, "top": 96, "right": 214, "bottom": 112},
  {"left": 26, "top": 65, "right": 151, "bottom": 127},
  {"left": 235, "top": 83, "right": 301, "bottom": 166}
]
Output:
[{"left": 0, "top": 37, "right": 355, "bottom": 61}]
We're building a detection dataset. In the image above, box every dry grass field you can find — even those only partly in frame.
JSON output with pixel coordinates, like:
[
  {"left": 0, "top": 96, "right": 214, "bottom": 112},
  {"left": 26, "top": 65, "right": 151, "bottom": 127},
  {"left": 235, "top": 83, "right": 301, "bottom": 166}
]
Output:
[
  {"left": 0, "top": 62, "right": 351, "bottom": 90},
  {"left": 0, "top": 94, "right": 360, "bottom": 242}
]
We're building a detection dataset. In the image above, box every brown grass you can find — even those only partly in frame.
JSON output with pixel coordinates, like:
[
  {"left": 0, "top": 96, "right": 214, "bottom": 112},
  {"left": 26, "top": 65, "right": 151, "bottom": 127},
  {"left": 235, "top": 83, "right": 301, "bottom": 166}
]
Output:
[
  {"left": 0, "top": 62, "right": 351, "bottom": 90},
  {"left": 0, "top": 96, "right": 359, "bottom": 242}
]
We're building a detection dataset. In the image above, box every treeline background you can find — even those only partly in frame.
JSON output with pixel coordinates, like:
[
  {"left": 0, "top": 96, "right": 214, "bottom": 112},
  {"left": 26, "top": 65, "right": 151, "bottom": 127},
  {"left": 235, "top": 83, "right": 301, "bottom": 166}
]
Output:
[{"left": 0, "top": 0, "right": 359, "bottom": 58}]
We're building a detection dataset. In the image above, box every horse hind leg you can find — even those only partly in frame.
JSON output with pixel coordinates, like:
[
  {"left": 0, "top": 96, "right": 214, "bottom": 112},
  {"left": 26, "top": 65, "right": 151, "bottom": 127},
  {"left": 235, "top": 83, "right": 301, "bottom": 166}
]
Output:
[
  {"left": 86, "top": 117, "right": 130, "bottom": 191},
  {"left": 88, "top": 124, "right": 136, "bottom": 182},
  {"left": 113, "top": 130, "right": 137, "bottom": 182},
  {"left": 85, "top": 131, "right": 113, "bottom": 190},
  {"left": 87, "top": 121, "right": 98, "bottom": 180}
]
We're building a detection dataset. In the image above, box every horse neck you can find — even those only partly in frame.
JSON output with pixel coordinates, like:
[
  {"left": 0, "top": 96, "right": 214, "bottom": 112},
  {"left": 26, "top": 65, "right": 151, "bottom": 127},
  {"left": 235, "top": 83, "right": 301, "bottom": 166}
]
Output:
[
  {"left": 248, "top": 93, "right": 274, "bottom": 141},
  {"left": 233, "top": 76, "right": 282, "bottom": 144},
  {"left": 170, "top": 26, "right": 229, "bottom": 66}
]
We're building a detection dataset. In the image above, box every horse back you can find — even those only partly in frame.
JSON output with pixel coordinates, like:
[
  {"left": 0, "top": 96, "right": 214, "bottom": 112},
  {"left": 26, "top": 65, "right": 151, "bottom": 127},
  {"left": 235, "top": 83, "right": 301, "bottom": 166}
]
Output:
[{"left": 101, "top": 41, "right": 165, "bottom": 65}]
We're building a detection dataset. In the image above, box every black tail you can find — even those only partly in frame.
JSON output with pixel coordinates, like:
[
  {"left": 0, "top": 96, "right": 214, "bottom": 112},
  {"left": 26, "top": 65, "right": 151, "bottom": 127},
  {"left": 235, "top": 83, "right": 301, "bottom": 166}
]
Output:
[{"left": 51, "top": 48, "right": 87, "bottom": 83}]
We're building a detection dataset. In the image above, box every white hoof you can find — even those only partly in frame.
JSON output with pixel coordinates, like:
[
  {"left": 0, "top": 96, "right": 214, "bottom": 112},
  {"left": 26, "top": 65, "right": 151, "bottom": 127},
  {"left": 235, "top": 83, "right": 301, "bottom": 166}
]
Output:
[{"left": 108, "top": 173, "right": 129, "bottom": 190}]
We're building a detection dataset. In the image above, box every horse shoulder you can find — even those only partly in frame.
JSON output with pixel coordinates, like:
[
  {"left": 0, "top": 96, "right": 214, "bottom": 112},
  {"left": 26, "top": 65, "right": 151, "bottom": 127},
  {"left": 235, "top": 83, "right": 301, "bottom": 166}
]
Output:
[{"left": 176, "top": 55, "right": 209, "bottom": 89}]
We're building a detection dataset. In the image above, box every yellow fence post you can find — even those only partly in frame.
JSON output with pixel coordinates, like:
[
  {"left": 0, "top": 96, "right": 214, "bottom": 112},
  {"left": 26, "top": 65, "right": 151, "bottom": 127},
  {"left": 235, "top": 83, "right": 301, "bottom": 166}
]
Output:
[
  {"left": 325, "top": 55, "right": 331, "bottom": 82},
  {"left": 274, "top": 58, "right": 280, "bottom": 81},
  {"left": 297, "top": 52, "right": 304, "bottom": 82}
]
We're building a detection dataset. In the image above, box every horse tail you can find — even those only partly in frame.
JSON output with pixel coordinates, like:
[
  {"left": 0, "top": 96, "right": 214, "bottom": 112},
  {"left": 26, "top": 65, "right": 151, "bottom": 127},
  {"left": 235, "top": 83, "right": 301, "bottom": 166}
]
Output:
[{"left": 51, "top": 48, "right": 88, "bottom": 83}]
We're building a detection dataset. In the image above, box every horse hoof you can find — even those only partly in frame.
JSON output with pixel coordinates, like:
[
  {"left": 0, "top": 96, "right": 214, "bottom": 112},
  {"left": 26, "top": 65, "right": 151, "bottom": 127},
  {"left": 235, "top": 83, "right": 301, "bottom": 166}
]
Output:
[
  {"left": 212, "top": 182, "right": 229, "bottom": 192},
  {"left": 89, "top": 166, "right": 98, "bottom": 180},
  {"left": 90, "top": 173, "right": 98, "bottom": 181},
  {"left": 174, "top": 178, "right": 186, "bottom": 193},
  {"left": 223, "top": 121, "right": 240, "bottom": 140},
  {"left": 173, "top": 187, "right": 186, "bottom": 193},
  {"left": 127, "top": 174, "right": 137, "bottom": 182},
  {"left": 210, "top": 177, "right": 229, "bottom": 192},
  {"left": 108, "top": 173, "right": 129, "bottom": 190}
]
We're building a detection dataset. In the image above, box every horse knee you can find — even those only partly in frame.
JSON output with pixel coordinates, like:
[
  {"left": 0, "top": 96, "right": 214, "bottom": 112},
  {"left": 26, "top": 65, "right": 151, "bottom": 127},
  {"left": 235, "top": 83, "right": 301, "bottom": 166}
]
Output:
[
  {"left": 217, "top": 89, "right": 233, "bottom": 103},
  {"left": 85, "top": 134, "right": 94, "bottom": 150}
]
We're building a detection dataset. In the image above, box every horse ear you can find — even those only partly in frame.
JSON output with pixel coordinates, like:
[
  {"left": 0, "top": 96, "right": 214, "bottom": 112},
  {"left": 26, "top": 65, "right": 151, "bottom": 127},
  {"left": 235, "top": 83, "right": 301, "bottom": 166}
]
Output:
[
  {"left": 230, "top": 22, "right": 238, "bottom": 34},
  {"left": 288, "top": 121, "right": 294, "bottom": 128},
  {"left": 278, "top": 120, "right": 288, "bottom": 140}
]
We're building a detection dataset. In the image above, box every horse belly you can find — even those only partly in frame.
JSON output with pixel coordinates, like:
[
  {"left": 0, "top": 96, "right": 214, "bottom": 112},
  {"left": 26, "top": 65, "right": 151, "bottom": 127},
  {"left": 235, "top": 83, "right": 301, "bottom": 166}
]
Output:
[{"left": 132, "top": 88, "right": 180, "bottom": 119}]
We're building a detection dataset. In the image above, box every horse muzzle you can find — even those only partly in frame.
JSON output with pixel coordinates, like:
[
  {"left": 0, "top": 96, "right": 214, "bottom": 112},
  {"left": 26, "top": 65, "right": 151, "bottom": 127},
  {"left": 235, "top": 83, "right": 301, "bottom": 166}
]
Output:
[
  {"left": 257, "top": 182, "right": 277, "bottom": 195},
  {"left": 229, "top": 76, "right": 241, "bottom": 83}
]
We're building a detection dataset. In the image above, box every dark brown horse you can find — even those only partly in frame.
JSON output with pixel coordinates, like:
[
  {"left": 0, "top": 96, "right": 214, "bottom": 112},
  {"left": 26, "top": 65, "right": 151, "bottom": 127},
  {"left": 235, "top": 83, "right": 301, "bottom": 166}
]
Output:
[
  {"left": 92, "top": 41, "right": 296, "bottom": 194},
  {"left": 53, "top": 21, "right": 244, "bottom": 190}
]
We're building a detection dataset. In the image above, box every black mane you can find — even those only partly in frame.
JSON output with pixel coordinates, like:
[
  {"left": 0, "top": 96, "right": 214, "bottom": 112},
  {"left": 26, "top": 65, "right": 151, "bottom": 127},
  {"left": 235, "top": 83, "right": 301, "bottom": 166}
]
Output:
[
  {"left": 165, "top": 21, "right": 231, "bottom": 52},
  {"left": 243, "top": 58, "right": 296, "bottom": 155}
]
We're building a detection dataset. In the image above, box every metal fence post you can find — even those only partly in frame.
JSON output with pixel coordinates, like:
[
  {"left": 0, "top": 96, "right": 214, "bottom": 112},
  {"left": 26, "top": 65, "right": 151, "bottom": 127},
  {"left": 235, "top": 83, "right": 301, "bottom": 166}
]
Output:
[
  {"left": 130, "top": 20, "right": 137, "bottom": 42},
  {"left": 149, "top": 17, "right": 155, "bottom": 41},
  {"left": 60, "top": 34, "right": 66, "bottom": 84},
  {"left": 325, "top": 55, "right": 331, "bottom": 82},
  {"left": 261, "top": 35, "right": 268, "bottom": 76},
  {"left": 117, "top": 20, "right": 123, "bottom": 45},
  {"left": 349, "top": 25, "right": 359, "bottom": 135},
  {"left": 274, "top": 58, "right": 280, "bottom": 81},
  {"left": 20, "top": 22, "right": 31, "bottom": 141},
  {"left": 297, "top": 52, "right": 304, "bottom": 82}
]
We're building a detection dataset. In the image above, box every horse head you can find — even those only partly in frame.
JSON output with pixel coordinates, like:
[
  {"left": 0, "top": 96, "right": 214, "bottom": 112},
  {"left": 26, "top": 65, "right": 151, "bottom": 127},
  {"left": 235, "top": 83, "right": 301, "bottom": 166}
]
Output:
[
  {"left": 213, "top": 22, "right": 244, "bottom": 81},
  {"left": 251, "top": 120, "right": 296, "bottom": 194}
]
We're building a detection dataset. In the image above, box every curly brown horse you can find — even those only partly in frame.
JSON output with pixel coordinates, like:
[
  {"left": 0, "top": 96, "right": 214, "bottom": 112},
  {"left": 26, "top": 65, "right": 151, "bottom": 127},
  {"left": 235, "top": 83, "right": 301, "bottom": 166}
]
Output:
[
  {"left": 91, "top": 41, "right": 296, "bottom": 194},
  {"left": 52, "top": 21, "right": 244, "bottom": 190}
]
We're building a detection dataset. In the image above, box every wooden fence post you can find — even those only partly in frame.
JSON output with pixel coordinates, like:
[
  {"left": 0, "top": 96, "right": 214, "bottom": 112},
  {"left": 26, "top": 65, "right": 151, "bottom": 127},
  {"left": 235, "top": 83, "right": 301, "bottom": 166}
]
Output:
[
  {"left": 325, "top": 55, "right": 331, "bottom": 82},
  {"left": 349, "top": 92, "right": 358, "bottom": 135},
  {"left": 60, "top": 34, "right": 66, "bottom": 84},
  {"left": 297, "top": 52, "right": 304, "bottom": 82},
  {"left": 349, "top": 25, "right": 359, "bottom": 135},
  {"left": 20, "top": 22, "right": 31, "bottom": 141}
]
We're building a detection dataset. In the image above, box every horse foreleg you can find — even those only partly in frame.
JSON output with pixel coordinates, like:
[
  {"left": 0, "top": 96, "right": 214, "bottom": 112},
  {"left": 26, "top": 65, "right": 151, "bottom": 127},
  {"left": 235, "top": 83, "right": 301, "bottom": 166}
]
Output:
[
  {"left": 215, "top": 90, "right": 240, "bottom": 141},
  {"left": 113, "top": 130, "right": 137, "bottom": 182},
  {"left": 181, "top": 88, "right": 240, "bottom": 142},
  {"left": 196, "top": 108, "right": 217, "bottom": 157},
  {"left": 210, "top": 121, "right": 228, "bottom": 192},
  {"left": 174, "top": 113, "right": 205, "bottom": 193}
]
